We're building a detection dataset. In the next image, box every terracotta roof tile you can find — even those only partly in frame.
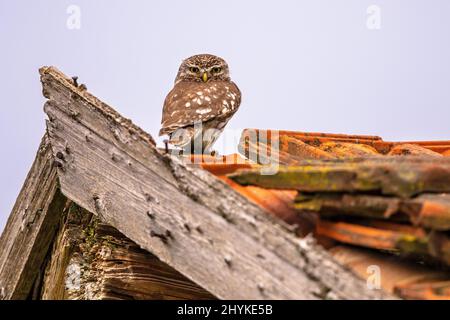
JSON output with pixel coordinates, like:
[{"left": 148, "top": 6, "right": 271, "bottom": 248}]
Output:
[{"left": 208, "top": 128, "right": 450, "bottom": 300}]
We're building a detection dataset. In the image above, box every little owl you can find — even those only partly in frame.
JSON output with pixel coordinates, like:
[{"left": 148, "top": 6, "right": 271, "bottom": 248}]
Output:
[{"left": 159, "top": 54, "right": 241, "bottom": 154}]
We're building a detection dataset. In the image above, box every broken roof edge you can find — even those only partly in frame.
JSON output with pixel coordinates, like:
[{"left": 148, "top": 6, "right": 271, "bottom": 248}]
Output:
[
  {"left": 0, "top": 132, "right": 65, "bottom": 299},
  {"left": 39, "top": 66, "right": 156, "bottom": 147},
  {"left": 1, "top": 66, "right": 394, "bottom": 300}
]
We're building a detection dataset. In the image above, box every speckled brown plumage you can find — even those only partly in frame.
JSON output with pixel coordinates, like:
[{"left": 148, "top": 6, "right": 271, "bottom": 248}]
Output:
[{"left": 160, "top": 54, "right": 241, "bottom": 154}]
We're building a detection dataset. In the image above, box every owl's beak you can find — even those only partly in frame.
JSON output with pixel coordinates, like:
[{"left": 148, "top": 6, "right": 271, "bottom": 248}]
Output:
[{"left": 202, "top": 72, "right": 208, "bottom": 82}]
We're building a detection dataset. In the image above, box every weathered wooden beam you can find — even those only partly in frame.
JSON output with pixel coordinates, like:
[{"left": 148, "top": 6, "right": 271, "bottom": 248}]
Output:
[
  {"left": 295, "top": 193, "right": 450, "bottom": 231},
  {"left": 229, "top": 157, "right": 450, "bottom": 197},
  {"left": 41, "top": 202, "right": 215, "bottom": 300},
  {"left": 40, "top": 66, "right": 390, "bottom": 299},
  {"left": 0, "top": 135, "right": 68, "bottom": 299}
]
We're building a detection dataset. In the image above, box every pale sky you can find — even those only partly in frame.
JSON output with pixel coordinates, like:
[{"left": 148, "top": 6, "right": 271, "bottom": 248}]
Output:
[{"left": 1, "top": 0, "right": 450, "bottom": 232}]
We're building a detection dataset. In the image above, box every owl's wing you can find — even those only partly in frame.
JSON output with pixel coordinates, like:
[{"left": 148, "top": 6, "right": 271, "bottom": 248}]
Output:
[{"left": 159, "top": 81, "right": 241, "bottom": 136}]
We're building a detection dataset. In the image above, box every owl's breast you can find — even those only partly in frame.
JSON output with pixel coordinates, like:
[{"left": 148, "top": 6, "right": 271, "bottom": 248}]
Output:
[{"left": 160, "top": 80, "right": 241, "bottom": 136}]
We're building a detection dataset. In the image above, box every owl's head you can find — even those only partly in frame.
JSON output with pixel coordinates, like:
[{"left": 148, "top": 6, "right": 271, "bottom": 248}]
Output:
[{"left": 175, "top": 54, "right": 231, "bottom": 84}]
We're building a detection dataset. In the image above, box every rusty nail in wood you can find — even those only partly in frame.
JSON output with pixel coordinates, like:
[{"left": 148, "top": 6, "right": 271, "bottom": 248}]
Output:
[
  {"left": 145, "top": 194, "right": 159, "bottom": 204},
  {"left": 93, "top": 195, "right": 103, "bottom": 214},
  {"left": 224, "top": 255, "right": 232, "bottom": 267},
  {"left": 54, "top": 160, "right": 65, "bottom": 171},
  {"left": 150, "top": 230, "right": 170, "bottom": 244},
  {"left": 145, "top": 193, "right": 154, "bottom": 202},
  {"left": 195, "top": 225, "right": 204, "bottom": 234},
  {"left": 56, "top": 151, "right": 65, "bottom": 161},
  {"left": 72, "top": 76, "right": 79, "bottom": 87},
  {"left": 257, "top": 283, "right": 265, "bottom": 295},
  {"left": 146, "top": 210, "right": 155, "bottom": 220}
]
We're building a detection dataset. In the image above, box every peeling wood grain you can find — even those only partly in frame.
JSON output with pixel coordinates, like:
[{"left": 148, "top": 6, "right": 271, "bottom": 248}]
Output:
[
  {"left": 40, "top": 66, "right": 391, "bottom": 300},
  {"left": 0, "top": 135, "right": 67, "bottom": 299},
  {"left": 41, "top": 203, "right": 215, "bottom": 300}
]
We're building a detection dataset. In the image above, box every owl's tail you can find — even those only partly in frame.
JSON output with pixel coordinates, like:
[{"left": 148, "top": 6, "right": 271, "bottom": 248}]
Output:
[
  {"left": 169, "top": 126, "right": 222, "bottom": 154},
  {"left": 168, "top": 126, "right": 196, "bottom": 149}
]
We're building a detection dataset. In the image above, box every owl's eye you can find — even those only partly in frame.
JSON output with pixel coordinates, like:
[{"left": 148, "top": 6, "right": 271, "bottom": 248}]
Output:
[
  {"left": 189, "top": 67, "right": 199, "bottom": 73},
  {"left": 212, "top": 67, "right": 222, "bottom": 74}
]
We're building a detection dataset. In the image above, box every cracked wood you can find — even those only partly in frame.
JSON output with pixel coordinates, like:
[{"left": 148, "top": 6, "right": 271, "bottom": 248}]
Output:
[{"left": 0, "top": 135, "right": 67, "bottom": 299}]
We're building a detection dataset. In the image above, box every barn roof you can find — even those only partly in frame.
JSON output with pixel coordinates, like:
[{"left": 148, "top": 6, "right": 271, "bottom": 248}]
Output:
[{"left": 1, "top": 66, "right": 449, "bottom": 300}]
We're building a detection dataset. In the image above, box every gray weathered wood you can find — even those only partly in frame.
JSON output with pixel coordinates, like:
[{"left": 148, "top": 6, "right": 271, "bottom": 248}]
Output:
[
  {"left": 40, "top": 66, "right": 392, "bottom": 299},
  {"left": 41, "top": 202, "right": 215, "bottom": 300},
  {"left": 0, "top": 135, "right": 68, "bottom": 299}
]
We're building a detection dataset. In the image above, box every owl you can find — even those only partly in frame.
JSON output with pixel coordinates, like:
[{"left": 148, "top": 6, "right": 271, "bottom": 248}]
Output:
[{"left": 159, "top": 54, "right": 241, "bottom": 154}]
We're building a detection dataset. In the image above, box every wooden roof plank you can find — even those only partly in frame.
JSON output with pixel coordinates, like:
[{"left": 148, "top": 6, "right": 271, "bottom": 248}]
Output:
[{"left": 0, "top": 135, "right": 67, "bottom": 299}]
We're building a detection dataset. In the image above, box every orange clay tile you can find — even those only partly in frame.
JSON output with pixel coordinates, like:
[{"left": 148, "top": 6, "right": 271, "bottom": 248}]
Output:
[
  {"left": 294, "top": 192, "right": 450, "bottom": 231},
  {"left": 316, "top": 219, "right": 409, "bottom": 251},
  {"left": 316, "top": 219, "right": 450, "bottom": 266},
  {"left": 239, "top": 138, "right": 311, "bottom": 165},
  {"left": 219, "top": 177, "right": 303, "bottom": 226},
  {"left": 317, "top": 141, "right": 380, "bottom": 158},
  {"left": 394, "top": 279, "right": 450, "bottom": 300},
  {"left": 194, "top": 157, "right": 314, "bottom": 235},
  {"left": 194, "top": 154, "right": 255, "bottom": 175},
  {"left": 239, "top": 129, "right": 450, "bottom": 156},
  {"left": 388, "top": 144, "right": 443, "bottom": 157},
  {"left": 278, "top": 136, "right": 335, "bottom": 160},
  {"left": 330, "top": 245, "right": 450, "bottom": 299}
]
